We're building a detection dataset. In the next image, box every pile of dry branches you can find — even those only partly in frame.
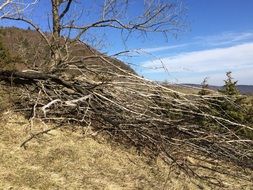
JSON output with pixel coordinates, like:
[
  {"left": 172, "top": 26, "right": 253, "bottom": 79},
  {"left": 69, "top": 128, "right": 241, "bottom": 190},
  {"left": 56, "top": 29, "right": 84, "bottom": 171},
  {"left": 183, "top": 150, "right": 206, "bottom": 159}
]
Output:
[
  {"left": 1, "top": 0, "right": 252, "bottom": 187},
  {"left": 1, "top": 54, "right": 252, "bottom": 186}
]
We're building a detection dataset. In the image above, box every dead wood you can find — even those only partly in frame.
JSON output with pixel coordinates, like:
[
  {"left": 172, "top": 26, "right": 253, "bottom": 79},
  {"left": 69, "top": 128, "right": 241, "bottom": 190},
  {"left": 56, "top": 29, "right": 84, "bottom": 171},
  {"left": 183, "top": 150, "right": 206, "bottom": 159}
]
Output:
[{"left": 0, "top": 59, "right": 253, "bottom": 187}]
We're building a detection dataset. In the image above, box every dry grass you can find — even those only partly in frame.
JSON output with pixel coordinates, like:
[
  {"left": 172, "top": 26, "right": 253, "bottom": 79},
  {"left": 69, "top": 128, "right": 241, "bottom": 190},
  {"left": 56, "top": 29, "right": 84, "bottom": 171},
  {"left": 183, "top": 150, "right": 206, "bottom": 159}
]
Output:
[
  {"left": 0, "top": 111, "right": 252, "bottom": 190},
  {"left": 165, "top": 84, "right": 201, "bottom": 94},
  {"left": 0, "top": 111, "right": 192, "bottom": 190}
]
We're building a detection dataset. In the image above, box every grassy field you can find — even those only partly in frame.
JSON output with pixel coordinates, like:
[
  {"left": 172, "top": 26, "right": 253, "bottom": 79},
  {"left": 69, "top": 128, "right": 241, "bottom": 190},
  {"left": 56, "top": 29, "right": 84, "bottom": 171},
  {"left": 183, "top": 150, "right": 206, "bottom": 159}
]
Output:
[{"left": 0, "top": 111, "right": 252, "bottom": 190}]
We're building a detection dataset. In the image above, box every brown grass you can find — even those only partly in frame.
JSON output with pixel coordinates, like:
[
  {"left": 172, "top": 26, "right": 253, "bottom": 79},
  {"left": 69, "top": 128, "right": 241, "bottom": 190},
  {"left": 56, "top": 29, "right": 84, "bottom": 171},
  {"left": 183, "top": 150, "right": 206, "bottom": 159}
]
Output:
[
  {"left": 0, "top": 112, "right": 189, "bottom": 189},
  {"left": 0, "top": 112, "right": 252, "bottom": 190}
]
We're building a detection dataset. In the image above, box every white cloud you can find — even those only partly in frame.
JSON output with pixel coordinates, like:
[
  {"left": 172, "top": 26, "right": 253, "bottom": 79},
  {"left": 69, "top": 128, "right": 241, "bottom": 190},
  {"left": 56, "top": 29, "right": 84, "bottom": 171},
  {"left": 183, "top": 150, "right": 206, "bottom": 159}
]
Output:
[
  {"left": 195, "top": 31, "right": 253, "bottom": 46},
  {"left": 141, "top": 43, "right": 253, "bottom": 85},
  {"left": 142, "top": 43, "right": 253, "bottom": 72},
  {"left": 170, "top": 70, "right": 253, "bottom": 85},
  {"left": 135, "top": 31, "right": 253, "bottom": 56},
  {"left": 138, "top": 44, "right": 188, "bottom": 53}
]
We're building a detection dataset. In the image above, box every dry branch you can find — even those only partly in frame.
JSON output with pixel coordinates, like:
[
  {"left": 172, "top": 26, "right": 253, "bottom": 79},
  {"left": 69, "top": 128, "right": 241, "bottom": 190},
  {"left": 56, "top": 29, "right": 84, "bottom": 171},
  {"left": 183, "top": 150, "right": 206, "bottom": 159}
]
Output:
[
  {"left": 0, "top": 53, "right": 252, "bottom": 186},
  {"left": 0, "top": 1, "right": 252, "bottom": 187}
]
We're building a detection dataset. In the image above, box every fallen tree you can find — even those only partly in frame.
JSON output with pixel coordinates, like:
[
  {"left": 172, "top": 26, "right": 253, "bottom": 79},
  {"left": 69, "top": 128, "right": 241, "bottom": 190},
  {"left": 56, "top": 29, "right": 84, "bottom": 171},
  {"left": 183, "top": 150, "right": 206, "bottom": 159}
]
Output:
[
  {"left": 0, "top": 0, "right": 252, "bottom": 187},
  {"left": 1, "top": 54, "right": 253, "bottom": 186}
]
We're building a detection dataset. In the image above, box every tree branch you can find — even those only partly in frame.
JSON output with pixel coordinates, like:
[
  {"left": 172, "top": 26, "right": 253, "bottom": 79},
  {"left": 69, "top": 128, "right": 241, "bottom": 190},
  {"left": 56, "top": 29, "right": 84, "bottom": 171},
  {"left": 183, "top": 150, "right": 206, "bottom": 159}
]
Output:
[{"left": 59, "top": 0, "right": 73, "bottom": 20}]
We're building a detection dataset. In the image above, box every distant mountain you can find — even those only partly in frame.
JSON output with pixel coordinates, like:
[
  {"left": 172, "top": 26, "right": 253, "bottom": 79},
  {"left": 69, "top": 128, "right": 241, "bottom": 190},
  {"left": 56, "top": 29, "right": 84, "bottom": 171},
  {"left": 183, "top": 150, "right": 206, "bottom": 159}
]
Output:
[
  {"left": 183, "top": 84, "right": 253, "bottom": 95},
  {"left": 237, "top": 85, "right": 253, "bottom": 95}
]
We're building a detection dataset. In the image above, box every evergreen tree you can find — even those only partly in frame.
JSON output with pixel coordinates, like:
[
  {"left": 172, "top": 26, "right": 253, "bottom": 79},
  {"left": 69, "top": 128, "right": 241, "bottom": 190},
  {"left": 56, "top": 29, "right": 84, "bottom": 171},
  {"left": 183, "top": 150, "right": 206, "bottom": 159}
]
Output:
[
  {"left": 217, "top": 71, "right": 246, "bottom": 123},
  {"left": 219, "top": 71, "right": 240, "bottom": 95},
  {"left": 198, "top": 77, "right": 210, "bottom": 95}
]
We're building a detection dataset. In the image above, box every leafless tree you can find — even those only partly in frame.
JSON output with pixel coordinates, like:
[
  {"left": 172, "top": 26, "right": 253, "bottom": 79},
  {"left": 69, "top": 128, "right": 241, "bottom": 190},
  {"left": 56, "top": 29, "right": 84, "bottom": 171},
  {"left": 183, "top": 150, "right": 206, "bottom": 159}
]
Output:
[
  {"left": 2, "top": 0, "right": 185, "bottom": 71},
  {"left": 0, "top": 0, "right": 37, "bottom": 18}
]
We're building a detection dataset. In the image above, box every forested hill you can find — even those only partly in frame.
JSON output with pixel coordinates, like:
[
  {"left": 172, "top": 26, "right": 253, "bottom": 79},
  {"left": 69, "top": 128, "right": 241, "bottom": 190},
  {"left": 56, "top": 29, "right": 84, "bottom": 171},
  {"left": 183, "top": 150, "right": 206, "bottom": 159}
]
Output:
[{"left": 0, "top": 27, "right": 135, "bottom": 74}]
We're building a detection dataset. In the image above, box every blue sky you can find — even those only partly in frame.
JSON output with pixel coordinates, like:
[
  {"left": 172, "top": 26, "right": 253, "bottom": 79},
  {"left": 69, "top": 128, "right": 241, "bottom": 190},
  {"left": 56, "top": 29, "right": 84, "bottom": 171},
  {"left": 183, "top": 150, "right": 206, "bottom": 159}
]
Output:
[
  {"left": 1, "top": 0, "right": 253, "bottom": 85},
  {"left": 130, "top": 0, "right": 253, "bottom": 85}
]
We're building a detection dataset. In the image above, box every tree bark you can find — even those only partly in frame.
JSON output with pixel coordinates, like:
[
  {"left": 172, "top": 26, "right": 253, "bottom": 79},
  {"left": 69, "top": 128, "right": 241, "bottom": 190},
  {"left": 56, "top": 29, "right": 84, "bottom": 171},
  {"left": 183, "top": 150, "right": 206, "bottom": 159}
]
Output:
[
  {"left": 51, "top": 0, "right": 61, "bottom": 39},
  {"left": 0, "top": 70, "right": 88, "bottom": 94},
  {"left": 50, "top": 0, "right": 62, "bottom": 68}
]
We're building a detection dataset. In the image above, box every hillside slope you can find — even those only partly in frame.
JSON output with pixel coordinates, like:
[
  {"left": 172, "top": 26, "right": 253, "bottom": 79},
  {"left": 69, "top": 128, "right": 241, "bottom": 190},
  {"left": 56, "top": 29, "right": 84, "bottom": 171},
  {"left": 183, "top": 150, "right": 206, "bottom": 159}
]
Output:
[
  {"left": 0, "top": 112, "right": 195, "bottom": 190},
  {"left": 1, "top": 111, "right": 252, "bottom": 190},
  {"left": 0, "top": 27, "right": 135, "bottom": 74}
]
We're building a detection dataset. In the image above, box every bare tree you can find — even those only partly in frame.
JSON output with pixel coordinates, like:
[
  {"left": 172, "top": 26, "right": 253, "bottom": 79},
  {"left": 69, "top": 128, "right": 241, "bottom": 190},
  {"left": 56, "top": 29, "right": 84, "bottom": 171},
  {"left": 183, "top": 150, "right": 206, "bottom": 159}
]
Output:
[
  {"left": 2, "top": 0, "right": 185, "bottom": 71},
  {"left": 0, "top": 0, "right": 37, "bottom": 18},
  {"left": 0, "top": 0, "right": 15, "bottom": 17}
]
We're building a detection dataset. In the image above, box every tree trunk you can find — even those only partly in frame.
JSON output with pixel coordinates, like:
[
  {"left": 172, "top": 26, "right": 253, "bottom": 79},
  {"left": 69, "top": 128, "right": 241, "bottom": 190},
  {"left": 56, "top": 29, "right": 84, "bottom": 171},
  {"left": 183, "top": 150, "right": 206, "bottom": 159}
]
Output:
[
  {"left": 50, "top": 0, "right": 62, "bottom": 69},
  {"left": 51, "top": 0, "right": 60, "bottom": 38}
]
